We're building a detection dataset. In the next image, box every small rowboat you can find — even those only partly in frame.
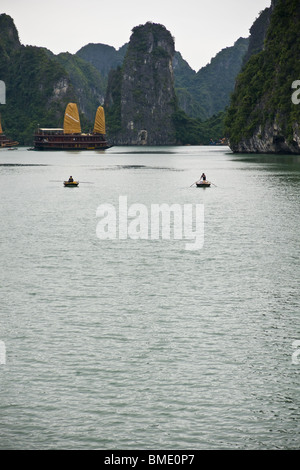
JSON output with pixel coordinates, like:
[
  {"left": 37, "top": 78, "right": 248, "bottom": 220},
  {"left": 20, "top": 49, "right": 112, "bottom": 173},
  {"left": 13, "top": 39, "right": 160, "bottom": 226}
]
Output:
[
  {"left": 196, "top": 180, "right": 211, "bottom": 187},
  {"left": 64, "top": 181, "right": 79, "bottom": 187}
]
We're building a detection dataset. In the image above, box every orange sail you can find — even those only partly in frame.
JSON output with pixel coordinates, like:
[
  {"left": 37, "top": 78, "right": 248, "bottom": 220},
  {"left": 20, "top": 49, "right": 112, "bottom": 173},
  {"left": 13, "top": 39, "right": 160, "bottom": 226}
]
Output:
[
  {"left": 93, "top": 106, "right": 106, "bottom": 134},
  {"left": 0, "top": 117, "right": 3, "bottom": 134},
  {"left": 63, "top": 103, "right": 81, "bottom": 134}
]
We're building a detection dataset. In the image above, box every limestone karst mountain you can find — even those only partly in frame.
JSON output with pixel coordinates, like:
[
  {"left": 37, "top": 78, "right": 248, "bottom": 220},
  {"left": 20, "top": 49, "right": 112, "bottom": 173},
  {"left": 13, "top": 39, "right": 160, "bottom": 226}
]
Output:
[{"left": 104, "top": 22, "right": 177, "bottom": 145}]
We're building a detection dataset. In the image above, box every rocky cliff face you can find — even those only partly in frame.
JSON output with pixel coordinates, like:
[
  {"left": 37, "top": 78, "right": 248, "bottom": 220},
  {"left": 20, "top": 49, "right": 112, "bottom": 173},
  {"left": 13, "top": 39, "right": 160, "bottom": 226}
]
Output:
[
  {"left": 242, "top": 6, "right": 272, "bottom": 65},
  {"left": 226, "top": 0, "right": 300, "bottom": 154},
  {"left": 0, "top": 13, "right": 21, "bottom": 80},
  {"left": 0, "top": 13, "right": 21, "bottom": 57},
  {"left": 105, "top": 22, "right": 177, "bottom": 145},
  {"left": 231, "top": 122, "right": 300, "bottom": 154}
]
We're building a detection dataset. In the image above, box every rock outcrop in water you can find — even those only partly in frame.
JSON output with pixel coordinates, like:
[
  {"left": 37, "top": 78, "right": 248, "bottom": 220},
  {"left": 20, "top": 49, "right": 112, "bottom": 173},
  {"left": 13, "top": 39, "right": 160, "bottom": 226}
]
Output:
[
  {"left": 104, "top": 22, "right": 177, "bottom": 145},
  {"left": 225, "top": 0, "right": 300, "bottom": 154}
]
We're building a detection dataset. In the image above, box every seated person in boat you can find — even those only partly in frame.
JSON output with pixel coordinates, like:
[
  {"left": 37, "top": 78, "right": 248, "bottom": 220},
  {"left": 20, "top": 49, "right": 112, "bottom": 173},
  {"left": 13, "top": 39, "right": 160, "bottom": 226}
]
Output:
[
  {"left": 200, "top": 173, "right": 206, "bottom": 181},
  {"left": 68, "top": 176, "right": 74, "bottom": 182}
]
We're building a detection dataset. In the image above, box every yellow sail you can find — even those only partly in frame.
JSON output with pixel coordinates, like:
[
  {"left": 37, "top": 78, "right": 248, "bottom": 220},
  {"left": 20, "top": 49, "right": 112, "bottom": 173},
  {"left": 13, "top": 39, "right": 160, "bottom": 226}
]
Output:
[
  {"left": 93, "top": 106, "right": 106, "bottom": 134},
  {"left": 63, "top": 103, "right": 81, "bottom": 134}
]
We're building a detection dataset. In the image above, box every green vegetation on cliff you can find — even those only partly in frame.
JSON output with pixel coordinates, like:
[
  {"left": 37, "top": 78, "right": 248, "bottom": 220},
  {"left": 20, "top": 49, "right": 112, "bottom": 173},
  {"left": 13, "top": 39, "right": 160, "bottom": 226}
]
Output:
[
  {"left": 242, "top": 6, "right": 272, "bottom": 65},
  {"left": 0, "top": 13, "right": 20, "bottom": 59},
  {"left": 225, "top": 0, "right": 300, "bottom": 151},
  {"left": 55, "top": 52, "right": 106, "bottom": 123},
  {"left": 173, "top": 109, "right": 226, "bottom": 145},
  {"left": 174, "top": 38, "right": 249, "bottom": 121},
  {"left": 76, "top": 43, "right": 127, "bottom": 79},
  {"left": 2, "top": 45, "right": 74, "bottom": 144},
  {"left": 104, "top": 67, "right": 122, "bottom": 134},
  {"left": 0, "top": 14, "right": 107, "bottom": 145}
]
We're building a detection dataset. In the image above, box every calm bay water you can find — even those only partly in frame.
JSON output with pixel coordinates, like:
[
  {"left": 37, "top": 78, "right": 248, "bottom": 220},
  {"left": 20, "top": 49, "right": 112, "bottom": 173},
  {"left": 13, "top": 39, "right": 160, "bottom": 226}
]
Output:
[{"left": 0, "top": 145, "right": 299, "bottom": 450}]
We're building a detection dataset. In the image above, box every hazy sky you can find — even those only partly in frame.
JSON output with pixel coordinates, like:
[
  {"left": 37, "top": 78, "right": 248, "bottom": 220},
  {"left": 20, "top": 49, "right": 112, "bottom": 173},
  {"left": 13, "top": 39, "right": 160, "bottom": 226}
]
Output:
[{"left": 1, "top": 0, "right": 271, "bottom": 71}]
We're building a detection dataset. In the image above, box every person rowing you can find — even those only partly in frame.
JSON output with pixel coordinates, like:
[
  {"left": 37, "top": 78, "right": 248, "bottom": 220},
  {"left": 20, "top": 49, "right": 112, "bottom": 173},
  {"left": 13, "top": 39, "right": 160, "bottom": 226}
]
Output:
[
  {"left": 190, "top": 172, "right": 211, "bottom": 187},
  {"left": 195, "top": 173, "right": 207, "bottom": 184}
]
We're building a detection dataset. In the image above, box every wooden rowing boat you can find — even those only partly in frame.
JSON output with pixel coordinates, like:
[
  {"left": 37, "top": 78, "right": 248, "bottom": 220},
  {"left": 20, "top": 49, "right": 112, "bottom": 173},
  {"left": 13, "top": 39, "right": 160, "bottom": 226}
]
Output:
[
  {"left": 64, "top": 181, "right": 79, "bottom": 187},
  {"left": 196, "top": 181, "right": 211, "bottom": 187}
]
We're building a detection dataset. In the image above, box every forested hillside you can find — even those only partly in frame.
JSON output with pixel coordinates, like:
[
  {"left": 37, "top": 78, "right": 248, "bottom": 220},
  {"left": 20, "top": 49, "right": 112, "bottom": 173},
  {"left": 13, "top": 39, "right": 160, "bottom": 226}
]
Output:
[
  {"left": 76, "top": 43, "right": 127, "bottom": 79},
  {"left": 174, "top": 38, "right": 249, "bottom": 121},
  {"left": 225, "top": 0, "right": 300, "bottom": 154}
]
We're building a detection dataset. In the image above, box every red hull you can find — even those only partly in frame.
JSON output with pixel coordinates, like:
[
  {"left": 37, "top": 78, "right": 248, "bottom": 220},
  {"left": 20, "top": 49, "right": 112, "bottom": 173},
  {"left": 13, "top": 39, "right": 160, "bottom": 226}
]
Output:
[{"left": 33, "top": 130, "right": 110, "bottom": 150}]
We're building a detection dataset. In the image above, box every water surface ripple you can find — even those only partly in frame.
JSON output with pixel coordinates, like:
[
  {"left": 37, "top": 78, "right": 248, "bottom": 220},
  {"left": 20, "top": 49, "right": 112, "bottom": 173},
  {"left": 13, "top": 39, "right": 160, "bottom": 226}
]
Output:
[{"left": 0, "top": 146, "right": 299, "bottom": 449}]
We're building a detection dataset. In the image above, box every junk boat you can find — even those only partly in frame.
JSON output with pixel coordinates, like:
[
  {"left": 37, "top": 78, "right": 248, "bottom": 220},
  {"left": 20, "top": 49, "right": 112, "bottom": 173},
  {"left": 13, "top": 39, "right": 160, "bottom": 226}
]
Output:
[
  {"left": 0, "top": 118, "right": 19, "bottom": 148},
  {"left": 33, "top": 103, "right": 110, "bottom": 150}
]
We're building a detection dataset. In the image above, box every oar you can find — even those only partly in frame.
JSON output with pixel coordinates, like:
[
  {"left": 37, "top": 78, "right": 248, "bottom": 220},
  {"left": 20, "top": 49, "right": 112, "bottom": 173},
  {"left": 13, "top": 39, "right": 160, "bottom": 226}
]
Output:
[{"left": 190, "top": 181, "right": 197, "bottom": 187}]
